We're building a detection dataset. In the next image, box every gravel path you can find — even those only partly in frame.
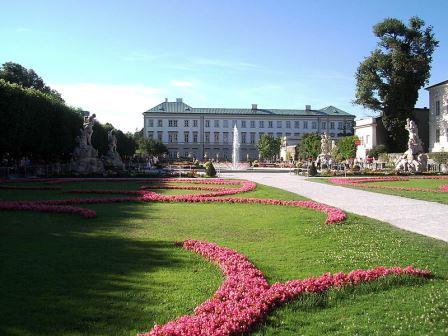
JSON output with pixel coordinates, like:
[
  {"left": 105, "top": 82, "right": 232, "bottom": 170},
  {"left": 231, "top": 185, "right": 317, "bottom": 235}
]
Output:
[{"left": 222, "top": 172, "right": 448, "bottom": 242}]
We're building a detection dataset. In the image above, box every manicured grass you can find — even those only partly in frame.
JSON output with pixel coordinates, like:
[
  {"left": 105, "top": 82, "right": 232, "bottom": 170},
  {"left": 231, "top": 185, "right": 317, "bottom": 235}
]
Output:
[
  {"left": 313, "top": 177, "right": 448, "bottom": 205},
  {"left": 1, "top": 180, "right": 447, "bottom": 335}
]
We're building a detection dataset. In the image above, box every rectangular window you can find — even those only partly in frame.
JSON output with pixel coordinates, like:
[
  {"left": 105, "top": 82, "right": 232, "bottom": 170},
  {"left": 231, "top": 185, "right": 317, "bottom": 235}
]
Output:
[
  {"left": 277, "top": 121, "right": 282, "bottom": 128},
  {"left": 294, "top": 132, "right": 300, "bottom": 137},
  {"left": 321, "top": 121, "right": 326, "bottom": 129},
  {"left": 223, "top": 132, "right": 229, "bottom": 144},
  {"left": 436, "top": 128, "right": 441, "bottom": 141},
  {"left": 147, "top": 131, "right": 154, "bottom": 139},
  {"left": 338, "top": 122, "right": 343, "bottom": 130},
  {"left": 241, "top": 132, "right": 246, "bottom": 144},
  {"left": 214, "top": 120, "right": 219, "bottom": 127},
  {"left": 205, "top": 120, "right": 210, "bottom": 127},
  {"left": 294, "top": 121, "right": 300, "bottom": 128},
  {"left": 184, "top": 120, "right": 189, "bottom": 127},
  {"left": 276, "top": 132, "right": 282, "bottom": 138},
  {"left": 241, "top": 120, "right": 246, "bottom": 128},
  {"left": 436, "top": 100, "right": 440, "bottom": 116},
  {"left": 330, "top": 122, "right": 335, "bottom": 129},
  {"left": 259, "top": 120, "right": 264, "bottom": 128},
  {"left": 205, "top": 132, "right": 210, "bottom": 143},
  {"left": 232, "top": 120, "right": 237, "bottom": 127},
  {"left": 147, "top": 119, "right": 154, "bottom": 127},
  {"left": 286, "top": 132, "right": 291, "bottom": 137},
  {"left": 168, "top": 120, "right": 178, "bottom": 127},
  {"left": 268, "top": 121, "right": 273, "bottom": 128},
  {"left": 184, "top": 132, "right": 189, "bottom": 143},
  {"left": 193, "top": 132, "right": 198, "bottom": 143},
  {"left": 312, "top": 121, "right": 317, "bottom": 129},
  {"left": 223, "top": 120, "right": 229, "bottom": 128},
  {"left": 303, "top": 121, "right": 308, "bottom": 129},
  {"left": 157, "top": 131, "right": 163, "bottom": 141},
  {"left": 214, "top": 132, "right": 220, "bottom": 143},
  {"left": 250, "top": 132, "right": 255, "bottom": 144},
  {"left": 168, "top": 132, "right": 178, "bottom": 143},
  {"left": 250, "top": 120, "right": 255, "bottom": 128},
  {"left": 286, "top": 121, "right": 291, "bottom": 128},
  {"left": 193, "top": 120, "right": 198, "bottom": 127},
  {"left": 157, "top": 119, "right": 163, "bottom": 127}
]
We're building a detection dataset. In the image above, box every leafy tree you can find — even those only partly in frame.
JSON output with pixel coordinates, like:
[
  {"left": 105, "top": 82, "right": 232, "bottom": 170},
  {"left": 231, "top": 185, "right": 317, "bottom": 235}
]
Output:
[
  {"left": 337, "top": 136, "right": 358, "bottom": 160},
  {"left": 0, "top": 62, "right": 64, "bottom": 102},
  {"left": 137, "top": 137, "right": 168, "bottom": 157},
  {"left": 296, "top": 133, "right": 320, "bottom": 160},
  {"left": 204, "top": 161, "right": 217, "bottom": 177},
  {"left": 367, "top": 144, "right": 387, "bottom": 159},
  {"left": 256, "top": 134, "right": 281, "bottom": 161},
  {"left": 354, "top": 17, "right": 438, "bottom": 151}
]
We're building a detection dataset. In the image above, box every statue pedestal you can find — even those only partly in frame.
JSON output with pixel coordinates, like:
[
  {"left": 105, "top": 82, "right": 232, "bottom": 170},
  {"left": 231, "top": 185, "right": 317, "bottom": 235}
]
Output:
[
  {"left": 70, "top": 144, "right": 104, "bottom": 175},
  {"left": 102, "top": 150, "right": 125, "bottom": 171}
]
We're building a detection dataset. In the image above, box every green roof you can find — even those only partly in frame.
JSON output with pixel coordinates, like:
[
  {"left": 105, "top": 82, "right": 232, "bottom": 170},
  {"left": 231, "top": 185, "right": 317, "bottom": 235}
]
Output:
[{"left": 144, "top": 100, "right": 354, "bottom": 117}]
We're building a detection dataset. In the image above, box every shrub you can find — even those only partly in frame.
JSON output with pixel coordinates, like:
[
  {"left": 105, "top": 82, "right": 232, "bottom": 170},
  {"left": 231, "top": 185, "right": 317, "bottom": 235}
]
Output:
[
  {"left": 308, "top": 162, "right": 318, "bottom": 176},
  {"left": 205, "top": 162, "right": 217, "bottom": 177},
  {"left": 367, "top": 144, "right": 387, "bottom": 159}
]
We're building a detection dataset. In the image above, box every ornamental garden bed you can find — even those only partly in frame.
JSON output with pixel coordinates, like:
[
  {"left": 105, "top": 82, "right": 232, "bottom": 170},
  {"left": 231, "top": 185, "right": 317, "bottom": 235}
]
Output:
[{"left": 0, "top": 178, "right": 447, "bottom": 335}]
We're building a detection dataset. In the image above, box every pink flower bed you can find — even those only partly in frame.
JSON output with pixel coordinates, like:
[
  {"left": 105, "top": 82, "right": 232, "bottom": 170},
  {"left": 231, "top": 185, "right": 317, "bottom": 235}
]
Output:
[
  {"left": 140, "top": 239, "right": 431, "bottom": 336},
  {"left": 329, "top": 176, "right": 448, "bottom": 193},
  {"left": 0, "top": 178, "right": 344, "bottom": 223}
]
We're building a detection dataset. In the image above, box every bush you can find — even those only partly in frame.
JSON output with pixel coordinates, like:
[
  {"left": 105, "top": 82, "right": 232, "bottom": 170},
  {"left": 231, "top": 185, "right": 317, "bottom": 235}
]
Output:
[
  {"left": 308, "top": 162, "right": 318, "bottom": 176},
  {"left": 428, "top": 152, "right": 448, "bottom": 164},
  {"left": 205, "top": 161, "right": 217, "bottom": 177},
  {"left": 367, "top": 144, "right": 387, "bottom": 159}
]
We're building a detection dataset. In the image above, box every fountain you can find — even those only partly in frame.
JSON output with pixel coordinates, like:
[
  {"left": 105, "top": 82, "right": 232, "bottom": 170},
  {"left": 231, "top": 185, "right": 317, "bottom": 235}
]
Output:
[{"left": 232, "top": 124, "right": 240, "bottom": 170}]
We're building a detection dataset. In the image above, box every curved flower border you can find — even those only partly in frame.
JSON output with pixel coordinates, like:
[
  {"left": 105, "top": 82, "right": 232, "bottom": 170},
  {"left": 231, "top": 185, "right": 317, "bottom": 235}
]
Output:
[
  {"left": 0, "top": 178, "right": 346, "bottom": 224},
  {"left": 140, "top": 240, "right": 431, "bottom": 336}
]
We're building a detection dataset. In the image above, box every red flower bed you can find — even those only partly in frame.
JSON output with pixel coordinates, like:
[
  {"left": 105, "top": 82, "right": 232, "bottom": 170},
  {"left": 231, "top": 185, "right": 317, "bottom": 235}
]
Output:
[{"left": 140, "top": 240, "right": 431, "bottom": 336}]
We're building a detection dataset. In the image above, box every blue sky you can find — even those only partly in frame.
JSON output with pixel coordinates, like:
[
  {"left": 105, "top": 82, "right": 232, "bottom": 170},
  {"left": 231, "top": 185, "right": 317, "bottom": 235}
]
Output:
[{"left": 1, "top": 0, "right": 447, "bottom": 131}]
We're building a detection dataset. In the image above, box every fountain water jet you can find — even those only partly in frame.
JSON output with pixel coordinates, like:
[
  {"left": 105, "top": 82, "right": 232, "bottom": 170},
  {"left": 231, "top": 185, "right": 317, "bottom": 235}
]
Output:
[{"left": 232, "top": 124, "right": 240, "bottom": 170}]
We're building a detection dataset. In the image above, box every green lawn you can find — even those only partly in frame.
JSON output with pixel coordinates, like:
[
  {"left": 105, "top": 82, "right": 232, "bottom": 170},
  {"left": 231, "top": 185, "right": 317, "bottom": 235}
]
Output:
[
  {"left": 314, "top": 177, "right": 448, "bottom": 205},
  {"left": 1, "top": 180, "right": 447, "bottom": 335}
]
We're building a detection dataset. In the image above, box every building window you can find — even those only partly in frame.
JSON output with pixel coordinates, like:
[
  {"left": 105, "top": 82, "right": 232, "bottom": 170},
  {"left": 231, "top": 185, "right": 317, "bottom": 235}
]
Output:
[
  {"left": 250, "top": 132, "right": 255, "bottom": 144},
  {"left": 168, "top": 120, "right": 178, "bottom": 127},
  {"left": 294, "top": 121, "right": 300, "bottom": 128},
  {"left": 241, "top": 132, "right": 246, "bottom": 144},
  {"left": 312, "top": 121, "right": 317, "bottom": 129},
  {"left": 205, "top": 120, "right": 210, "bottom": 127},
  {"left": 436, "top": 128, "right": 441, "bottom": 141},
  {"left": 168, "top": 132, "right": 178, "bottom": 143},
  {"left": 250, "top": 120, "right": 255, "bottom": 128},
  {"left": 184, "top": 132, "right": 189, "bottom": 143},
  {"left": 205, "top": 132, "right": 210, "bottom": 143},
  {"left": 436, "top": 100, "right": 440, "bottom": 116},
  {"left": 321, "top": 121, "right": 326, "bottom": 129},
  {"left": 157, "top": 119, "right": 163, "bottom": 127},
  {"left": 223, "top": 132, "right": 229, "bottom": 144},
  {"left": 286, "top": 132, "right": 291, "bottom": 137},
  {"left": 286, "top": 121, "right": 291, "bottom": 128},
  {"left": 268, "top": 121, "right": 273, "bottom": 128},
  {"left": 214, "top": 120, "right": 219, "bottom": 127},
  {"left": 157, "top": 131, "right": 163, "bottom": 141},
  {"left": 214, "top": 132, "right": 219, "bottom": 143},
  {"left": 277, "top": 121, "right": 282, "bottom": 128},
  {"left": 259, "top": 120, "right": 264, "bottom": 128},
  {"left": 241, "top": 120, "right": 246, "bottom": 128},
  {"left": 193, "top": 132, "right": 198, "bottom": 143},
  {"left": 147, "top": 131, "right": 154, "bottom": 139},
  {"left": 184, "top": 120, "right": 189, "bottom": 127},
  {"left": 330, "top": 122, "right": 335, "bottom": 129},
  {"left": 294, "top": 132, "right": 300, "bottom": 137},
  {"left": 223, "top": 120, "right": 229, "bottom": 128},
  {"left": 303, "top": 121, "right": 308, "bottom": 129},
  {"left": 147, "top": 119, "right": 154, "bottom": 127},
  {"left": 276, "top": 132, "right": 282, "bottom": 138},
  {"left": 338, "top": 122, "right": 343, "bottom": 130},
  {"left": 268, "top": 132, "right": 274, "bottom": 137},
  {"left": 193, "top": 120, "right": 198, "bottom": 127}
]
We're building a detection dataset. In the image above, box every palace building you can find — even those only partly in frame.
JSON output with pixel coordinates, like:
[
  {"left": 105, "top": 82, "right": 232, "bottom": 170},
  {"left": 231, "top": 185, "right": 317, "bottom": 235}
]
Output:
[{"left": 143, "top": 98, "right": 355, "bottom": 160}]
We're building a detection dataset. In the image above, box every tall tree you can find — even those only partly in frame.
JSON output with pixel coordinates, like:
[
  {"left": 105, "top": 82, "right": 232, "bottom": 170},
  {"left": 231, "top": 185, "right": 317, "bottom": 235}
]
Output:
[
  {"left": 296, "top": 133, "right": 320, "bottom": 160},
  {"left": 256, "top": 134, "right": 281, "bottom": 161},
  {"left": 354, "top": 17, "right": 438, "bottom": 152},
  {"left": 0, "top": 62, "right": 64, "bottom": 102}
]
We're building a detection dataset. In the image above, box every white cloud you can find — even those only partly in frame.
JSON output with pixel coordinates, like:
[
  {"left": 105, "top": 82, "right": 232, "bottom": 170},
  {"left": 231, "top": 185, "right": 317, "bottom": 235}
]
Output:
[
  {"left": 170, "top": 80, "right": 193, "bottom": 87},
  {"left": 52, "top": 83, "right": 163, "bottom": 132}
]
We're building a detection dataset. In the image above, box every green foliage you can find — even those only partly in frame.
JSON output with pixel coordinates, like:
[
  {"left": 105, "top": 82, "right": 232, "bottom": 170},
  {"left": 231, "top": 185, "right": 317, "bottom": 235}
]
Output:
[
  {"left": 137, "top": 137, "right": 168, "bottom": 157},
  {"left": 336, "top": 136, "right": 358, "bottom": 160},
  {"left": 257, "top": 134, "right": 281, "bottom": 161},
  {"left": 354, "top": 17, "right": 439, "bottom": 151},
  {"left": 0, "top": 62, "right": 64, "bottom": 102},
  {"left": 428, "top": 152, "right": 448, "bottom": 164},
  {"left": 296, "top": 133, "right": 320, "bottom": 160},
  {"left": 367, "top": 144, "right": 387, "bottom": 159},
  {"left": 204, "top": 161, "right": 217, "bottom": 177},
  {"left": 308, "top": 161, "right": 318, "bottom": 176}
]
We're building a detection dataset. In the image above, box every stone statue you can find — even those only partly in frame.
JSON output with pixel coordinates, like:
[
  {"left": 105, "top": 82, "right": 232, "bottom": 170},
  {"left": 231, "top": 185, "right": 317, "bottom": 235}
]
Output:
[
  {"left": 83, "top": 114, "right": 96, "bottom": 146},
  {"left": 108, "top": 129, "right": 117, "bottom": 152},
  {"left": 315, "top": 132, "right": 333, "bottom": 168},
  {"left": 395, "top": 118, "right": 428, "bottom": 173},
  {"left": 102, "top": 128, "right": 125, "bottom": 171}
]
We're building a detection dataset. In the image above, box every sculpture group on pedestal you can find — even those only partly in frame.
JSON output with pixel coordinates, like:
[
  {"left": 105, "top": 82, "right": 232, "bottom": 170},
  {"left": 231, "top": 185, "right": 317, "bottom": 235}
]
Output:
[
  {"left": 395, "top": 118, "right": 428, "bottom": 173},
  {"left": 315, "top": 132, "right": 333, "bottom": 168},
  {"left": 102, "top": 129, "right": 125, "bottom": 171}
]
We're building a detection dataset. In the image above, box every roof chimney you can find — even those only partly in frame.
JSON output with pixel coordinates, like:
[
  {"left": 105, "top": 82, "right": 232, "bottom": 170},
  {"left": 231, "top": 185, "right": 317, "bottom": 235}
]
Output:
[
  {"left": 305, "top": 105, "right": 311, "bottom": 111},
  {"left": 165, "top": 98, "right": 168, "bottom": 102},
  {"left": 252, "top": 104, "right": 258, "bottom": 110},
  {"left": 176, "top": 98, "right": 183, "bottom": 103}
]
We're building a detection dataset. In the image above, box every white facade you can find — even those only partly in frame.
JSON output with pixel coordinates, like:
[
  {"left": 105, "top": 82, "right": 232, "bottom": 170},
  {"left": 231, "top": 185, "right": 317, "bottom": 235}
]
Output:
[
  {"left": 427, "top": 81, "right": 448, "bottom": 152},
  {"left": 143, "top": 99, "right": 355, "bottom": 160},
  {"left": 354, "top": 117, "right": 378, "bottom": 160}
]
